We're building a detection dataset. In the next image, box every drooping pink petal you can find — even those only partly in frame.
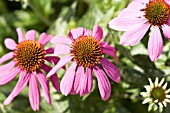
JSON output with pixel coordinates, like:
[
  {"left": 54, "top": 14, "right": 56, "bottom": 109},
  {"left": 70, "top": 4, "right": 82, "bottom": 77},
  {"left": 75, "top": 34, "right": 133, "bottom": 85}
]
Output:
[
  {"left": 50, "top": 74, "right": 61, "bottom": 92},
  {"left": 76, "top": 66, "right": 86, "bottom": 96},
  {"left": 0, "top": 67, "right": 20, "bottom": 85},
  {"left": 100, "top": 42, "right": 118, "bottom": 59},
  {"left": 73, "top": 66, "right": 84, "bottom": 93},
  {"left": 16, "top": 28, "right": 25, "bottom": 43},
  {"left": 109, "top": 17, "right": 147, "bottom": 31},
  {"left": 38, "top": 33, "right": 53, "bottom": 46},
  {"left": 4, "top": 71, "right": 29, "bottom": 105},
  {"left": 50, "top": 36, "right": 72, "bottom": 45},
  {"left": 47, "top": 55, "right": 73, "bottom": 78},
  {"left": 42, "top": 64, "right": 60, "bottom": 92},
  {"left": 86, "top": 67, "right": 93, "bottom": 93},
  {"left": 68, "top": 27, "right": 84, "bottom": 40},
  {"left": 148, "top": 26, "right": 163, "bottom": 61},
  {"left": 60, "top": 62, "right": 77, "bottom": 96},
  {"left": 29, "top": 73, "right": 40, "bottom": 111},
  {"left": 93, "top": 65, "right": 111, "bottom": 100},
  {"left": 36, "top": 69, "right": 51, "bottom": 104},
  {"left": 162, "top": 24, "right": 170, "bottom": 40},
  {"left": 0, "top": 61, "right": 15, "bottom": 74},
  {"left": 45, "top": 47, "right": 54, "bottom": 54},
  {"left": 0, "top": 52, "right": 13, "bottom": 64},
  {"left": 100, "top": 58, "right": 120, "bottom": 83},
  {"left": 4, "top": 38, "right": 17, "bottom": 50},
  {"left": 120, "top": 23, "right": 150, "bottom": 46},
  {"left": 45, "top": 56, "right": 60, "bottom": 65},
  {"left": 100, "top": 42, "right": 116, "bottom": 52},
  {"left": 92, "top": 24, "right": 103, "bottom": 41},
  {"left": 78, "top": 67, "right": 93, "bottom": 96},
  {"left": 54, "top": 44, "right": 70, "bottom": 56}
]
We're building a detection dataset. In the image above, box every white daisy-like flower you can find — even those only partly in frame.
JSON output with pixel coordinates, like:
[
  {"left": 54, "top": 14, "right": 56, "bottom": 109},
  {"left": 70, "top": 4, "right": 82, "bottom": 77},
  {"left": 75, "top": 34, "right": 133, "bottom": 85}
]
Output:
[{"left": 140, "top": 77, "right": 170, "bottom": 112}]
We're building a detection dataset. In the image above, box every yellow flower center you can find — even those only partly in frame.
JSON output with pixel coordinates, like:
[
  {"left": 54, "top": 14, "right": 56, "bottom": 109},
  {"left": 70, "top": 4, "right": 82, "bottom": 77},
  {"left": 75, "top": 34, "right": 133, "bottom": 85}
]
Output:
[
  {"left": 143, "top": 0, "right": 170, "bottom": 26},
  {"left": 70, "top": 36, "right": 102, "bottom": 67},
  {"left": 150, "top": 86, "right": 166, "bottom": 102},
  {"left": 14, "top": 40, "right": 46, "bottom": 72}
]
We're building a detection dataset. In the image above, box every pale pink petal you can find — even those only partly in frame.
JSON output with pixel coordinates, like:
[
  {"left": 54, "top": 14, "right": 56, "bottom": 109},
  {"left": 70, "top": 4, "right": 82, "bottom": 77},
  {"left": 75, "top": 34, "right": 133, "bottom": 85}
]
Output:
[
  {"left": 86, "top": 67, "right": 93, "bottom": 93},
  {"left": 127, "top": 0, "right": 148, "bottom": 10},
  {"left": 47, "top": 55, "right": 73, "bottom": 78},
  {"left": 36, "top": 69, "right": 51, "bottom": 104},
  {"left": 54, "top": 44, "right": 70, "bottom": 56},
  {"left": 109, "top": 17, "right": 147, "bottom": 31},
  {"left": 100, "top": 42, "right": 118, "bottom": 59},
  {"left": 45, "top": 47, "right": 54, "bottom": 54},
  {"left": 148, "top": 26, "right": 163, "bottom": 61},
  {"left": 73, "top": 66, "right": 83, "bottom": 93},
  {"left": 4, "top": 71, "right": 29, "bottom": 105},
  {"left": 76, "top": 66, "right": 86, "bottom": 96},
  {"left": 42, "top": 64, "right": 60, "bottom": 92},
  {"left": 26, "top": 30, "right": 36, "bottom": 40},
  {"left": 120, "top": 23, "right": 150, "bottom": 46},
  {"left": 60, "top": 62, "right": 77, "bottom": 96},
  {"left": 0, "top": 67, "right": 20, "bottom": 85},
  {"left": 45, "top": 56, "right": 60, "bottom": 65},
  {"left": 162, "top": 24, "right": 170, "bottom": 40},
  {"left": 84, "top": 29, "right": 92, "bottom": 36},
  {"left": 68, "top": 27, "right": 84, "bottom": 40},
  {"left": 38, "top": 33, "right": 53, "bottom": 46},
  {"left": 16, "top": 28, "right": 25, "bottom": 43},
  {"left": 4, "top": 38, "right": 17, "bottom": 50},
  {"left": 0, "top": 61, "right": 15, "bottom": 74},
  {"left": 50, "top": 36, "right": 72, "bottom": 45},
  {"left": 93, "top": 65, "right": 111, "bottom": 100},
  {"left": 92, "top": 24, "right": 103, "bottom": 41},
  {"left": 0, "top": 52, "right": 13, "bottom": 64},
  {"left": 165, "top": 0, "right": 170, "bottom": 6},
  {"left": 79, "top": 67, "right": 93, "bottom": 96},
  {"left": 100, "top": 58, "right": 120, "bottom": 83},
  {"left": 29, "top": 73, "right": 40, "bottom": 111}
]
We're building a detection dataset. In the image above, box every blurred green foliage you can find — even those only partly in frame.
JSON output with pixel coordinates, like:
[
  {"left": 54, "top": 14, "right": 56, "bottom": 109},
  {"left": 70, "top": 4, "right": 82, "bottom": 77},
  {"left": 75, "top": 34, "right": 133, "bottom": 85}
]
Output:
[{"left": 1, "top": 0, "right": 170, "bottom": 113}]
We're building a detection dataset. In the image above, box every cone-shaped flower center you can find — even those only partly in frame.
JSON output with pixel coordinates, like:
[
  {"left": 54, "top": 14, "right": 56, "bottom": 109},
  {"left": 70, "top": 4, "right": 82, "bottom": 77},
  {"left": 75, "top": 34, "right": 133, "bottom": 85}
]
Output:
[
  {"left": 70, "top": 36, "right": 102, "bottom": 67},
  {"left": 14, "top": 40, "right": 45, "bottom": 72},
  {"left": 150, "top": 86, "right": 166, "bottom": 102},
  {"left": 144, "top": 0, "right": 170, "bottom": 26}
]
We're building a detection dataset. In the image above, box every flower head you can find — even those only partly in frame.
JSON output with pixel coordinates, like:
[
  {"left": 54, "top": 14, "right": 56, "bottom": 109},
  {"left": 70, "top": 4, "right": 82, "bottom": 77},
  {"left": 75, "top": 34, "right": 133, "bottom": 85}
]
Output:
[
  {"left": 140, "top": 77, "right": 170, "bottom": 112},
  {"left": 47, "top": 24, "right": 120, "bottom": 100},
  {"left": 109, "top": 0, "right": 170, "bottom": 61},
  {"left": 0, "top": 28, "right": 60, "bottom": 111}
]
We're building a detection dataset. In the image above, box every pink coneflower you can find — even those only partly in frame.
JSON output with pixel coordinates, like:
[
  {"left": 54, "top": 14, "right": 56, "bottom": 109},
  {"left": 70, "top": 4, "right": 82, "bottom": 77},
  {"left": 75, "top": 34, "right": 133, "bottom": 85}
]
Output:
[
  {"left": 109, "top": 0, "right": 170, "bottom": 61},
  {"left": 47, "top": 24, "right": 120, "bottom": 100},
  {"left": 0, "top": 28, "right": 60, "bottom": 111}
]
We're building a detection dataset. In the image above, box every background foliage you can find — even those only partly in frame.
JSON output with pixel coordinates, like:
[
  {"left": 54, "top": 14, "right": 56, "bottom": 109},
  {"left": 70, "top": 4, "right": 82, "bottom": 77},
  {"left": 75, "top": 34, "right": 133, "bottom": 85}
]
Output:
[{"left": 0, "top": 0, "right": 170, "bottom": 113}]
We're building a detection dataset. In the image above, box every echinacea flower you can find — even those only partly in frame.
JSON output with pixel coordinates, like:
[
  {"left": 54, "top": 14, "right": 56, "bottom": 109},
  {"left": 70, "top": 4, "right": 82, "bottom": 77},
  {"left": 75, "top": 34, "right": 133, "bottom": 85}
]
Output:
[
  {"left": 47, "top": 24, "right": 120, "bottom": 100},
  {"left": 140, "top": 77, "right": 170, "bottom": 112},
  {"left": 0, "top": 28, "right": 60, "bottom": 111},
  {"left": 109, "top": 0, "right": 170, "bottom": 61}
]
